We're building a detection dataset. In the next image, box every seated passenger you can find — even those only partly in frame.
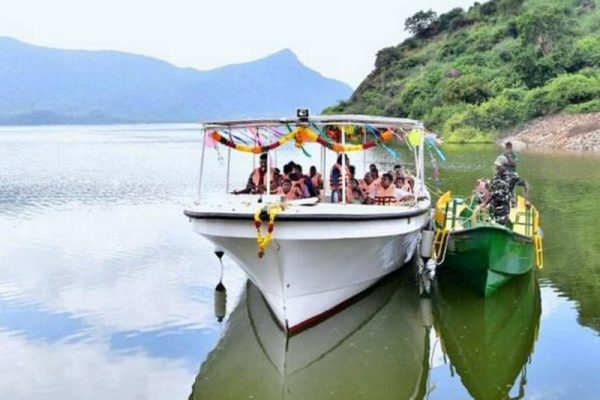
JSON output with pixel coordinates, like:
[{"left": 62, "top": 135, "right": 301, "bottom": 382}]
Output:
[
  {"left": 309, "top": 166, "right": 323, "bottom": 195},
  {"left": 233, "top": 153, "right": 273, "bottom": 194},
  {"left": 369, "top": 164, "right": 379, "bottom": 179},
  {"left": 277, "top": 179, "right": 303, "bottom": 201},
  {"left": 474, "top": 178, "right": 490, "bottom": 205},
  {"left": 375, "top": 173, "right": 414, "bottom": 205},
  {"left": 393, "top": 164, "right": 405, "bottom": 179},
  {"left": 359, "top": 172, "right": 378, "bottom": 203},
  {"left": 346, "top": 179, "right": 361, "bottom": 203},
  {"left": 350, "top": 188, "right": 365, "bottom": 204},
  {"left": 270, "top": 168, "right": 282, "bottom": 194},
  {"left": 290, "top": 164, "right": 316, "bottom": 198}
]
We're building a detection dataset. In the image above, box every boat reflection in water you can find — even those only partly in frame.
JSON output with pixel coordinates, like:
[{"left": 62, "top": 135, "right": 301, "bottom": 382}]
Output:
[
  {"left": 433, "top": 271, "right": 541, "bottom": 400},
  {"left": 189, "top": 269, "right": 433, "bottom": 400}
]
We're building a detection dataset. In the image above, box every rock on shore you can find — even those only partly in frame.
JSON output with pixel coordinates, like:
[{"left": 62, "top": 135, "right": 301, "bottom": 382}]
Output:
[{"left": 502, "top": 112, "right": 600, "bottom": 151}]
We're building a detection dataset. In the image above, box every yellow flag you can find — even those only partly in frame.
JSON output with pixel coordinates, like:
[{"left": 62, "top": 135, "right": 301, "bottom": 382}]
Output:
[{"left": 407, "top": 129, "right": 424, "bottom": 147}]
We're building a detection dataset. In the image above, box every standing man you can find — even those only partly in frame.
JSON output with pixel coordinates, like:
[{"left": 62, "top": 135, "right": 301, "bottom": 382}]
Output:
[
  {"left": 504, "top": 141, "right": 518, "bottom": 174},
  {"left": 480, "top": 155, "right": 531, "bottom": 226}
]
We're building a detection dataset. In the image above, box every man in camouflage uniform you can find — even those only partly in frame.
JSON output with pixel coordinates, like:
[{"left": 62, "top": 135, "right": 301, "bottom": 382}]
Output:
[{"left": 482, "top": 155, "right": 531, "bottom": 226}]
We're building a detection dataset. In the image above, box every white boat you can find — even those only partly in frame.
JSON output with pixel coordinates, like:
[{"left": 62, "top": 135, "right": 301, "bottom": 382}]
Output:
[{"left": 184, "top": 113, "right": 432, "bottom": 334}]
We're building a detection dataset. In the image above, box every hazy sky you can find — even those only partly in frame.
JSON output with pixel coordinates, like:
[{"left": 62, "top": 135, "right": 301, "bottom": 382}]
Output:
[{"left": 1, "top": 0, "right": 475, "bottom": 87}]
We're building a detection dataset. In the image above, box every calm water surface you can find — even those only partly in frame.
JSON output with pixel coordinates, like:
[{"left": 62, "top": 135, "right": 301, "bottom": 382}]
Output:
[{"left": 1, "top": 125, "right": 599, "bottom": 399}]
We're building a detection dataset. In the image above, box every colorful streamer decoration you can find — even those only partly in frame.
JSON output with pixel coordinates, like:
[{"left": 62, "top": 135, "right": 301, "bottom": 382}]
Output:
[
  {"left": 208, "top": 125, "right": 395, "bottom": 154},
  {"left": 407, "top": 129, "right": 425, "bottom": 147}
]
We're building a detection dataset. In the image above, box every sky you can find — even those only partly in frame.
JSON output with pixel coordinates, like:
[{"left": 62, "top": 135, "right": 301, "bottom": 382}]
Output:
[{"left": 1, "top": 0, "right": 475, "bottom": 88}]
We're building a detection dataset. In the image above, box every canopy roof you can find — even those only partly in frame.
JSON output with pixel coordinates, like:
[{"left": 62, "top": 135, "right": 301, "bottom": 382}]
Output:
[{"left": 201, "top": 114, "right": 424, "bottom": 131}]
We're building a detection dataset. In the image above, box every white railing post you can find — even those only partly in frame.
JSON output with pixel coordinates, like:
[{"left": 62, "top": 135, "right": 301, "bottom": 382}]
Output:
[
  {"left": 197, "top": 126, "right": 207, "bottom": 201},
  {"left": 341, "top": 126, "right": 347, "bottom": 204}
]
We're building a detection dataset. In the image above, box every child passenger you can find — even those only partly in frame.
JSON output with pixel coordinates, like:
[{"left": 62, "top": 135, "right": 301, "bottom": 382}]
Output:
[{"left": 277, "top": 179, "right": 303, "bottom": 201}]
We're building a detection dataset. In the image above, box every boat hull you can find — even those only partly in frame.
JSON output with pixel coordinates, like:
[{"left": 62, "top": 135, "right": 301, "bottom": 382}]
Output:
[
  {"left": 441, "top": 226, "right": 535, "bottom": 296},
  {"left": 187, "top": 201, "right": 430, "bottom": 333}
]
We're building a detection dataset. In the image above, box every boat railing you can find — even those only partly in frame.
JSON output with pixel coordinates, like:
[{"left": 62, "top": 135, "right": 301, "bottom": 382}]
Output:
[{"left": 512, "top": 208, "right": 537, "bottom": 237}]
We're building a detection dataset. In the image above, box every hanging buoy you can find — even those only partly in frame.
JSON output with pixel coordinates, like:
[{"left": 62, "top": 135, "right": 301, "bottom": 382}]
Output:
[
  {"left": 420, "top": 229, "right": 435, "bottom": 259},
  {"left": 214, "top": 281, "right": 227, "bottom": 322},
  {"left": 213, "top": 247, "right": 226, "bottom": 322}
]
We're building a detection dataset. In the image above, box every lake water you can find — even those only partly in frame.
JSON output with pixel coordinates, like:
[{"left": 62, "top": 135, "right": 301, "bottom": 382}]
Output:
[{"left": 1, "top": 124, "right": 599, "bottom": 399}]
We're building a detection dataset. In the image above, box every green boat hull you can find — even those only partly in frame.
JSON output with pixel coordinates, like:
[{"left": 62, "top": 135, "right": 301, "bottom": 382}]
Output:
[{"left": 441, "top": 225, "right": 535, "bottom": 296}]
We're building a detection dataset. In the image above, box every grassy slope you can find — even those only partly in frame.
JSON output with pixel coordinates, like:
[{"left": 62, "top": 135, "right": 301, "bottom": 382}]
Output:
[{"left": 326, "top": 0, "right": 600, "bottom": 142}]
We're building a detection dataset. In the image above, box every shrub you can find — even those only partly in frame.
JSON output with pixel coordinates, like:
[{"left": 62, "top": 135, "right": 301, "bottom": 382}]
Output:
[
  {"left": 524, "top": 73, "right": 600, "bottom": 117},
  {"left": 442, "top": 74, "right": 492, "bottom": 104},
  {"left": 565, "top": 99, "right": 600, "bottom": 113}
]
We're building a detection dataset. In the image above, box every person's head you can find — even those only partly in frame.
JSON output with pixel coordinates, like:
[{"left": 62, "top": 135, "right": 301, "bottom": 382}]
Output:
[
  {"left": 363, "top": 172, "right": 374, "bottom": 184},
  {"left": 352, "top": 188, "right": 362, "bottom": 199},
  {"left": 309, "top": 166, "right": 317, "bottom": 176},
  {"left": 505, "top": 141, "right": 513, "bottom": 151},
  {"left": 395, "top": 177, "right": 405, "bottom": 188},
  {"left": 282, "top": 179, "right": 292, "bottom": 193},
  {"left": 381, "top": 173, "right": 394, "bottom": 189},
  {"left": 369, "top": 164, "right": 379, "bottom": 178},
  {"left": 290, "top": 163, "right": 303, "bottom": 180},
  {"left": 259, "top": 153, "right": 268, "bottom": 170},
  {"left": 349, "top": 165, "right": 356, "bottom": 178},
  {"left": 336, "top": 154, "right": 350, "bottom": 165},
  {"left": 494, "top": 155, "right": 508, "bottom": 173},
  {"left": 350, "top": 179, "right": 359, "bottom": 189},
  {"left": 283, "top": 161, "right": 295, "bottom": 176}
]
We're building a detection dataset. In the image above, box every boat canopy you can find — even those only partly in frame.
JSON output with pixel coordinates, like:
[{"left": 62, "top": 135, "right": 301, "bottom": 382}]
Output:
[
  {"left": 201, "top": 114, "right": 424, "bottom": 131},
  {"left": 195, "top": 113, "right": 440, "bottom": 203}
]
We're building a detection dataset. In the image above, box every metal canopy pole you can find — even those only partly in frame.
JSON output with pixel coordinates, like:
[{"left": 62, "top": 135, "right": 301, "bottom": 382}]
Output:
[
  {"left": 197, "top": 127, "right": 207, "bottom": 201},
  {"left": 225, "top": 129, "right": 232, "bottom": 193},
  {"left": 320, "top": 141, "right": 325, "bottom": 200},
  {"left": 322, "top": 127, "right": 328, "bottom": 198},
  {"left": 266, "top": 127, "right": 271, "bottom": 196},
  {"left": 363, "top": 127, "right": 367, "bottom": 177},
  {"left": 341, "top": 126, "right": 347, "bottom": 204}
]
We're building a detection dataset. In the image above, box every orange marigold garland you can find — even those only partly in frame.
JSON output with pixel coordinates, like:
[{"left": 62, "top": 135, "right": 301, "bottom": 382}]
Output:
[
  {"left": 254, "top": 204, "right": 286, "bottom": 258},
  {"left": 209, "top": 126, "right": 397, "bottom": 154}
]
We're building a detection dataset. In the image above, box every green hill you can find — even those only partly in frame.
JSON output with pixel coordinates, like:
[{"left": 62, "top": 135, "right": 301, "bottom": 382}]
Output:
[{"left": 326, "top": 0, "right": 600, "bottom": 142}]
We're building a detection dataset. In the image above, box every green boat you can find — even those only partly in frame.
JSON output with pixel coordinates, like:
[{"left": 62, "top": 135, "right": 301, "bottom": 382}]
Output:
[
  {"left": 433, "top": 272, "right": 541, "bottom": 400},
  {"left": 433, "top": 191, "right": 543, "bottom": 296}
]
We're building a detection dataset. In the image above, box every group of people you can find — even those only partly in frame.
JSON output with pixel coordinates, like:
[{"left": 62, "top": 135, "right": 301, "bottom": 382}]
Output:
[
  {"left": 330, "top": 155, "right": 415, "bottom": 205},
  {"left": 474, "top": 142, "right": 531, "bottom": 226},
  {"left": 233, "top": 153, "right": 415, "bottom": 205}
]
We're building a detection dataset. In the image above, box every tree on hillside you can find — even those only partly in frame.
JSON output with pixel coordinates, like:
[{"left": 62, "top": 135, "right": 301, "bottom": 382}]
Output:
[
  {"left": 405, "top": 10, "right": 438, "bottom": 38},
  {"left": 517, "top": 4, "right": 572, "bottom": 55},
  {"left": 498, "top": 0, "right": 525, "bottom": 14},
  {"left": 438, "top": 8, "right": 470, "bottom": 32}
]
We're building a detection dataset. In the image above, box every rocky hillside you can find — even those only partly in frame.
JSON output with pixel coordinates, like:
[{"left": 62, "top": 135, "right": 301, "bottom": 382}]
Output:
[
  {"left": 504, "top": 112, "right": 600, "bottom": 150},
  {"left": 326, "top": 0, "right": 600, "bottom": 143}
]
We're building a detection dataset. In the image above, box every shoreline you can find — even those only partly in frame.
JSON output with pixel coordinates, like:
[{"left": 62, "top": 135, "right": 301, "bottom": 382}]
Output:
[{"left": 501, "top": 112, "right": 600, "bottom": 152}]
